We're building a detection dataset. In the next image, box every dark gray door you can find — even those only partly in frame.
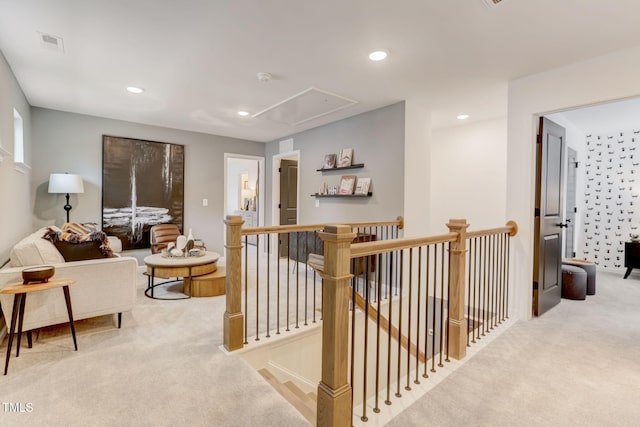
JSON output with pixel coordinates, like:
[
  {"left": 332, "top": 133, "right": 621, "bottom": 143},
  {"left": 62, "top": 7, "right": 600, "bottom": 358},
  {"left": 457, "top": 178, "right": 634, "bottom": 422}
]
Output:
[
  {"left": 565, "top": 148, "right": 577, "bottom": 258},
  {"left": 533, "top": 117, "right": 566, "bottom": 316},
  {"left": 279, "top": 159, "right": 297, "bottom": 256}
]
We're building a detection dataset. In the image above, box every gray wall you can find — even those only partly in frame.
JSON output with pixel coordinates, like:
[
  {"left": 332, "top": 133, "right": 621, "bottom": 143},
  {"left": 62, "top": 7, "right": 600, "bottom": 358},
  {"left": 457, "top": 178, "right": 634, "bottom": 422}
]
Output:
[
  {"left": 31, "top": 108, "right": 265, "bottom": 254},
  {"left": 0, "top": 50, "right": 33, "bottom": 263},
  {"left": 265, "top": 102, "right": 405, "bottom": 225}
]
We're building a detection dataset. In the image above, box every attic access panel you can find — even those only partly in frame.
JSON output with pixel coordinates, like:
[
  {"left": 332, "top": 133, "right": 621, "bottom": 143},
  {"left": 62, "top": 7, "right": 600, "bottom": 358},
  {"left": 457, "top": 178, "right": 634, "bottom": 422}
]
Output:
[{"left": 252, "top": 87, "right": 358, "bottom": 126}]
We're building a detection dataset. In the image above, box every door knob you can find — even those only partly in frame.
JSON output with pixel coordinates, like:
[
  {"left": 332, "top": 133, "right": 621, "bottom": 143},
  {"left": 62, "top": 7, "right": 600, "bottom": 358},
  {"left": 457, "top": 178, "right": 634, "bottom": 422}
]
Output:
[{"left": 556, "top": 222, "right": 569, "bottom": 228}]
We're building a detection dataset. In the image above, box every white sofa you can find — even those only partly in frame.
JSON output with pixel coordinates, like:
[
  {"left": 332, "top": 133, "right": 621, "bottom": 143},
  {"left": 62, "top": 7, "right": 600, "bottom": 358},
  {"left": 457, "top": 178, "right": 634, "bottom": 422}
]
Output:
[{"left": 0, "top": 226, "right": 138, "bottom": 332}]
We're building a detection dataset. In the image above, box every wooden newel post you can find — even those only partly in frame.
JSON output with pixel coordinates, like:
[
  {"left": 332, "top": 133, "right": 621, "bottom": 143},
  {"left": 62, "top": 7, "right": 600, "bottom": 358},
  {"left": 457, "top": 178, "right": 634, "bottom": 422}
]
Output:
[
  {"left": 224, "top": 215, "right": 244, "bottom": 351},
  {"left": 447, "top": 218, "right": 469, "bottom": 360},
  {"left": 317, "top": 225, "right": 355, "bottom": 427}
]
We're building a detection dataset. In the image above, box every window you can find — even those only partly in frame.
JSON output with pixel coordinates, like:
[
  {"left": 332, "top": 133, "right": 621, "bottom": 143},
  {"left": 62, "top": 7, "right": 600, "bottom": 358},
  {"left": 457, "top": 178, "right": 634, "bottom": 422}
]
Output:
[
  {"left": 12, "top": 108, "right": 29, "bottom": 173},
  {"left": 13, "top": 108, "right": 24, "bottom": 163}
]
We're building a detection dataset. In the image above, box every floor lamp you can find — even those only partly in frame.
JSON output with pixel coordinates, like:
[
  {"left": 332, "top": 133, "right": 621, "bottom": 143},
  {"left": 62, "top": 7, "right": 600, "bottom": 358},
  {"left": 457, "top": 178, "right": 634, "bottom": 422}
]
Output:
[{"left": 48, "top": 173, "right": 85, "bottom": 223}]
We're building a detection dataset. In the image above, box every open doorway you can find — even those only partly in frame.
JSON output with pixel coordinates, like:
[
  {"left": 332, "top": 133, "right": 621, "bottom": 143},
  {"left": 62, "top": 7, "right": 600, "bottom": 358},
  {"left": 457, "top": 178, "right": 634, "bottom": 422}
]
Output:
[{"left": 224, "top": 154, "right": 265, "bottom": 245}]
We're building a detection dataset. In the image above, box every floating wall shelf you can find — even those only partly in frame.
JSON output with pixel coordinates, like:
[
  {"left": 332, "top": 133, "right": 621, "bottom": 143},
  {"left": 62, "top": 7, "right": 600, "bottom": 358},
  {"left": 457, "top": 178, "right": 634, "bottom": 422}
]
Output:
[
  {"left": 316, "top": 163, "right": 365, "bottom": 172},
  {"left": 311, "top": 192, "right": 372, "bottom": 198}
]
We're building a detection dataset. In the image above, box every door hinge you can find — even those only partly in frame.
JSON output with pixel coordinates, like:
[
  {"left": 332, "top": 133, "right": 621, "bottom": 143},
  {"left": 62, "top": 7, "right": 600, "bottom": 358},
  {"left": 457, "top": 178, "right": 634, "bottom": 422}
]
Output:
[
  {"left": 278, "top": 167, "right": 281, "bottom": 172},
  {"left": 278, "top": 203, "right": 281, "bottom": 209},
  {"left": 572, "top": 251, "right": 576, "bottom": 258},
  {"left": 574, "top": 207, "right": 578, "bottom": 213},
  {"left": 533, "top": 281, "right": 539, "bottom": 290},
  {"left": 534, "top": 208, "right": 541, "bottom": 217},
  {"left": 536, "top": 134, "right": 542, "bottom": 144},
  {"left": 574, "top": 161, "right": 579, "bottom": 168}
]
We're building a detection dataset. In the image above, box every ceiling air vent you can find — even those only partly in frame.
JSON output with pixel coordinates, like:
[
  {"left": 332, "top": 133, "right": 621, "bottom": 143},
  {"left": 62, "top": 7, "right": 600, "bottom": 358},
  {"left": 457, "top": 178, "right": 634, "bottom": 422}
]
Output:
[
  {"left": 482, "top": 0, "right": 507, "bottom": 8},
  {"left": 38, "top": 32, "right": 64, "bottom": 53}
]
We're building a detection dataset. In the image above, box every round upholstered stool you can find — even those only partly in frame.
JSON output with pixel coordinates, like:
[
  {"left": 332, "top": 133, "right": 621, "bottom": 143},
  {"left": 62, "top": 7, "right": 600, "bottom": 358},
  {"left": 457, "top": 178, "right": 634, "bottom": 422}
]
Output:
[
  {"left": 561, "top": 265, "right": 587, "bottom": 300},
  {"left": 563, "top": 258, "right": 596, "bottom": 295}
]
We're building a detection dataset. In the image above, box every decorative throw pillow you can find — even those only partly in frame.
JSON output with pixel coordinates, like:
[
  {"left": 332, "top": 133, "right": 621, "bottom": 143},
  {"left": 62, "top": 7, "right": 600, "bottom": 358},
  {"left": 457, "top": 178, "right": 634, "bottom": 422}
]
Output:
[
  {"left": 53, "top": 241, "right": 106, "bottom": 262},
  {"left": 43, "top": 223, "right": 115, "bottom": 261}
]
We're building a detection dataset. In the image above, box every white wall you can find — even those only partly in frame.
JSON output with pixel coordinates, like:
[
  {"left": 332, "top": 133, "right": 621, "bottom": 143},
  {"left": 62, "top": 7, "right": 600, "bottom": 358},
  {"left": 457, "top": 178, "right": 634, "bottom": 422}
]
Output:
[
  {"left": 430, "top": 117, "right": 507, "bottom": 233},
  {"left": 507, "top": 45, "right": 640, "bottom": 321},
  {"left": 403, "top": 101, "right": 431, "bottom": 237},
  {"left": 0, "top": 50, "right": 32, "bottom": 263},
  {"left": 30, "top": 108, "right": 265, "bottom": 255}
]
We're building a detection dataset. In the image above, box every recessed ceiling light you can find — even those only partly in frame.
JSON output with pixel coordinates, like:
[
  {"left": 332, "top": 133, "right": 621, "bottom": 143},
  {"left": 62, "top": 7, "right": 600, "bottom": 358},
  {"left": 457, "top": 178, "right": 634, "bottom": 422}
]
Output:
[
  {"left": 126, "top": 86, "right": 144, "bottom": 94},
  {"left": 237, "top": 111, "right": 250, "bottom": 117},
  {"left": 457, "top": 114, "right": 470, "bottom": 120},
  {"left": 368, "top": 50, "right": 388, "bottom": 61}
]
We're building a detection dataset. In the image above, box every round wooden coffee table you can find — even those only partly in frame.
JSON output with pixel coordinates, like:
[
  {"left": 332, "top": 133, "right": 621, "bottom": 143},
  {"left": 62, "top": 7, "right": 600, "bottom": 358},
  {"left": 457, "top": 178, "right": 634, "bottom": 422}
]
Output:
[{"left": 144, "top": 251, "right": 220, "bottom": 299}]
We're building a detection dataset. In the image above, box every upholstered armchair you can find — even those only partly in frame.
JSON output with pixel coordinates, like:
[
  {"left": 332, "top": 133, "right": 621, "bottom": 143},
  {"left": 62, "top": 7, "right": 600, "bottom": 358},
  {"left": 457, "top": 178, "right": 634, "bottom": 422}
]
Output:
[{"left": 150, "top": 224, "right": 181, "bottom": 254}]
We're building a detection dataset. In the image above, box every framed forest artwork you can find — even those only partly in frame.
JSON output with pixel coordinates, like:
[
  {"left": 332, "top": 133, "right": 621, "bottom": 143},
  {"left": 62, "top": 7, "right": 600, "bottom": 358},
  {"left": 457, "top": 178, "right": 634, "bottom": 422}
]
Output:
[{"left": 102, "top": 135, "right": 184, "bottom": 249}]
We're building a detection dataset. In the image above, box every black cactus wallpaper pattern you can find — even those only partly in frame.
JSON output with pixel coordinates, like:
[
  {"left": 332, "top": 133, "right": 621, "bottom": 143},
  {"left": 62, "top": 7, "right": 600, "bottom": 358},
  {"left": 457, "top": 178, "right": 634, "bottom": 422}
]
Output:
[{"left": 581, "top": 130, "right": 640, "bottom": 268}]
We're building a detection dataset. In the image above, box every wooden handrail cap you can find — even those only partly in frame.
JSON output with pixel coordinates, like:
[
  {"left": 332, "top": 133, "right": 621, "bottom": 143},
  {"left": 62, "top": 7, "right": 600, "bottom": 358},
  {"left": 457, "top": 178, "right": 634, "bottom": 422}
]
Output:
[
  {"left": 506, "top": 220, "right": 518, "bottom": 236},
  {"left": 224, "top": 215, "right": 244, "bottom": 225},
  {"left": 446, "top": 219, "right": 470, "bottom": 229}
]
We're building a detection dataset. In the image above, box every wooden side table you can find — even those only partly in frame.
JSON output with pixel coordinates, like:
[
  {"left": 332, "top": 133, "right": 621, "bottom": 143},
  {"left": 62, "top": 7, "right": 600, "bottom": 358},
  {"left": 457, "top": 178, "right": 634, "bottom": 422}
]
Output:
[{"left": 1, "top": 277, "right": 77, "bottom": 375}]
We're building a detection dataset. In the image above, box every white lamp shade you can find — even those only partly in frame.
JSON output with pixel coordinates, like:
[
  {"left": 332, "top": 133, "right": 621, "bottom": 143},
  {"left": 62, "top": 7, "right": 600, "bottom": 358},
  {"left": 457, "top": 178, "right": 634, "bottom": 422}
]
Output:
[{"left": 48, "top": 173, "right": 85, "bottom": 194}]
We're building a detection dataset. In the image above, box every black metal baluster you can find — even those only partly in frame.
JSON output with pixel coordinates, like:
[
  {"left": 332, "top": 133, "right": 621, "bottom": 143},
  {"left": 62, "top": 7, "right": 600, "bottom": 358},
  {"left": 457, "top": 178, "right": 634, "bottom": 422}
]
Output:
[
  {"left": 497, "top": 233, "right": 502, "bottom": 324},
  {"left": 286, "top": 233, "right": 290, "bottom": 332},
  {"left": 361, "top": 255, "right": 370, "bottom": 422},
  {"left": 489, "top": 234, "right": 494, "bottom": 331},
  {"left": 405, "top": 248, "right": 413, "bottom": 391},
  {"left": 385, "top": 249, "right": 394, "bottom": 405},
  {"left": 244, "top": 235, "right": 248, "bottom": 344},
  {"left": 414, "top": 246, "right": 422, "bottom": 385},
  {"left": 313, "top": 231, "right": 318, "bottom": 323},
  {"left": 467, "top": 238, "right": 472, "bottom": 347},
  {"left": 506, "top": 235, "right": 511, "bottom": 319},
  {"left": 395, "top": 250, "right": 404, "bottom": 398},
  {"left": 255, "top": 234, "right": 260, "bottom": 341},
  {"left": 500, "top": 233, "right": 506, "bottom": 322},
  {"left": 304, "top": 235, "right": 309, "bottom": 327},
  {"left": 469, "top": 237, "right": 478, "bottom": 344},
  {"left": 445, "top": 243, "right": 450, "bottom": 363},
  {"left": 296, "top": 232, "right": 300, "bottom": 328},
  {"left": 438, "top": 243, "right": 445, "bottom": 368},
  {"left": 277, "top": 233, "right": 281, "bottom": 335},
  {"left": 350, "top": 258, "right": 357, "bottom": 417},
  {"left": 430, "top": 244, "right": 437, "bottom": 373},
  {"left": 266, "top": 234, "right": 271, "bottom": 338},
  {"left": 374, "top": 255, "right": 382, "bottom": 414},
  {"left": 422, "top": 245, "right": 430, "bottom": 379},
  {"left": 482, "top": 236, "right": 489, "bottom": 337}
]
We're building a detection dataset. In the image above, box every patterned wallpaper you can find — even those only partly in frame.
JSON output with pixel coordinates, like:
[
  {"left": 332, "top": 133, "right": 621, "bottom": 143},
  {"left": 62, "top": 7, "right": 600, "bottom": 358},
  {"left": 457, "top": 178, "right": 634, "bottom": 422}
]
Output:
[{"left": 581, "top": 130, "right": 640, "bottom": 268}]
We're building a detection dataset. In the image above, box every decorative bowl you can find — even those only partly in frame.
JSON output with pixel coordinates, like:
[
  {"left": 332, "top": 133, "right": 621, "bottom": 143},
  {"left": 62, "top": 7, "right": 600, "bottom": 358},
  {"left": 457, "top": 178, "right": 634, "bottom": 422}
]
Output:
[{"left": 22, "top": 266, "right": 55, "bottom": 284}]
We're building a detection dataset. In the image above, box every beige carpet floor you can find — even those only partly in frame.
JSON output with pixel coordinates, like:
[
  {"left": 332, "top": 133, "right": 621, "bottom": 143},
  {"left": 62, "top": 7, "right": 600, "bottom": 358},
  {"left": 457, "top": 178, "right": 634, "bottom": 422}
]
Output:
[
  {"left": 388, "top": 269, "right": 640, "bottom": 427},
  {"left": 1, "top": 268, "right": 639, "bottom": 426},
  {"left": 0, "top": 270, "right": 308, "bottom": 427}
]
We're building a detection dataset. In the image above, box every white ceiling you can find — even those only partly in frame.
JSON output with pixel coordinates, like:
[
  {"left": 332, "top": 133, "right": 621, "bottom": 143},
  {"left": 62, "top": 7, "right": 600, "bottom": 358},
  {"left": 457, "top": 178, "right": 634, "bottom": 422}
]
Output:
[
  {"left": 1, "top": 0, "right": 640, "bottom": 142},
  {"left": 555, "top": 97, "right": 640, "bottom": 135}
]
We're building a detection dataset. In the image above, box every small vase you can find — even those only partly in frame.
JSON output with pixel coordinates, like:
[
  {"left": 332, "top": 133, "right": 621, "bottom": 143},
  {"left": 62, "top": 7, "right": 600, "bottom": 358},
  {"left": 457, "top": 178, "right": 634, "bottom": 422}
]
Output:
[{"left": 186, "top": 228, "right": 195, "bottom": 252}]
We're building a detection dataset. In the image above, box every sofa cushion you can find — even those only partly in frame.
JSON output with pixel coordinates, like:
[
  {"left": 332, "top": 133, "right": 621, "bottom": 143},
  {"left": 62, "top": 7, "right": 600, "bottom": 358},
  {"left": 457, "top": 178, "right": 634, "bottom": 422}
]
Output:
[{"left": 9, "top": 226, "right": 65, "bottom": 267}]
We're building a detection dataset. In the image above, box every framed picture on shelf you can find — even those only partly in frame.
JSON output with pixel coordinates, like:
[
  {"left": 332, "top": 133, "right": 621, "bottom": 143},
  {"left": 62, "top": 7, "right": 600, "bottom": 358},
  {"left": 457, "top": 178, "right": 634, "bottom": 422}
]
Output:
[
  {"left": 337, "top": 148, "right": 353, "bottom": 168},
  {"left": 323, "top": 154, "right": 336, "bottom": 169},
  {"left": 354, "top": 177, "right": 371, "bottom": 195},
  {"left": 339, "top": 175, "right": 356, "bottom": 194}
]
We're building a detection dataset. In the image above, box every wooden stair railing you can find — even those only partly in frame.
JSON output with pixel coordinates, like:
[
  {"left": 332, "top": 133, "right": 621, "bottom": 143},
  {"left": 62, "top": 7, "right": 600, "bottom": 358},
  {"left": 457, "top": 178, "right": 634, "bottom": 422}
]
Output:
[{"left": 316, "top": 219, "right": 517, "bottom": 426}]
